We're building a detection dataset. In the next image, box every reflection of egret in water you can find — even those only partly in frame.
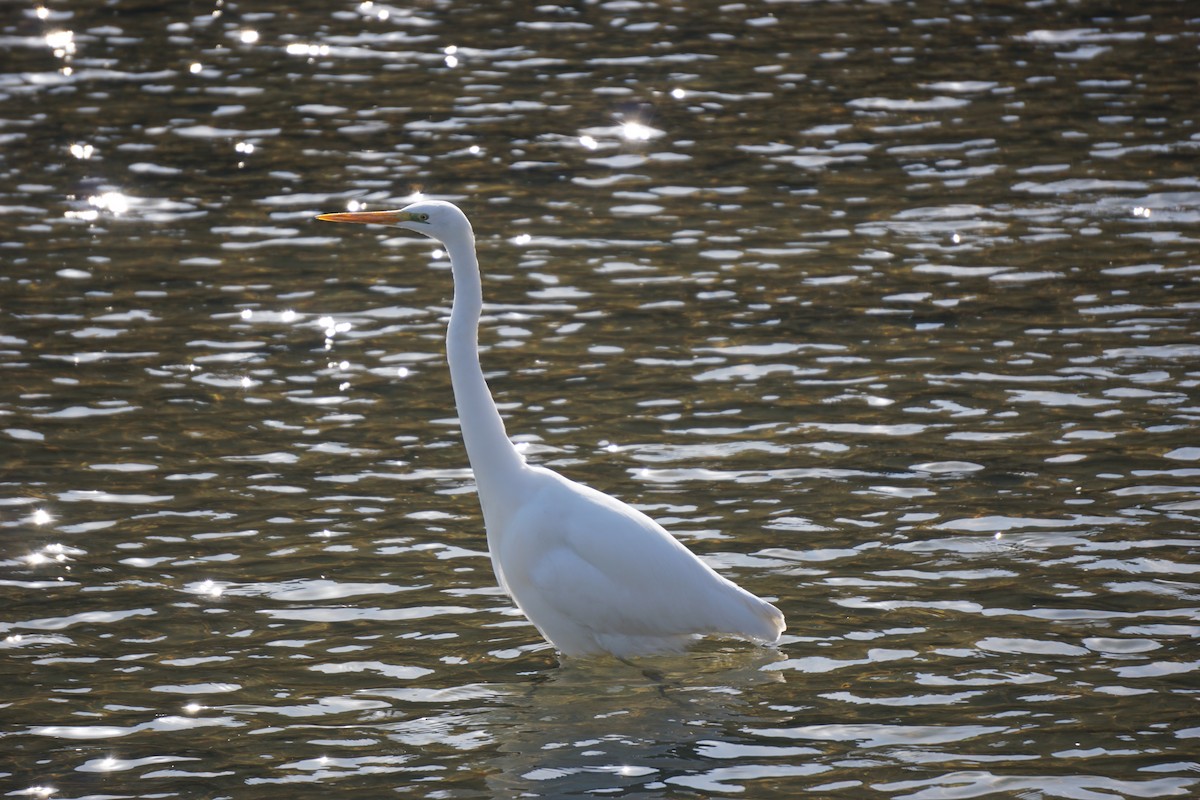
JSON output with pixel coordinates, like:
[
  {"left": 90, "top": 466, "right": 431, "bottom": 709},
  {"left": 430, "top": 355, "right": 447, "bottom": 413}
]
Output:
[{"left": 479, "top": 648, "right": 790, "bottom": 797}]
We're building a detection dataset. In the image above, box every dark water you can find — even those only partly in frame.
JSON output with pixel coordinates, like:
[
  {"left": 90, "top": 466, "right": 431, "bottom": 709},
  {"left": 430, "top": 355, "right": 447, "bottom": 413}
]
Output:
[{"left": 2, "top": 1, "right": 1199, "bottom": 797}]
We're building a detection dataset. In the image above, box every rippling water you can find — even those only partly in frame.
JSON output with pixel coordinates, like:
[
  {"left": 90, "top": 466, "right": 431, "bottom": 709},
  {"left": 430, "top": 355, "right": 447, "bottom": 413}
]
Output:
[{"left": 2, "top": 1, "right": 1198, "bottom": 798}]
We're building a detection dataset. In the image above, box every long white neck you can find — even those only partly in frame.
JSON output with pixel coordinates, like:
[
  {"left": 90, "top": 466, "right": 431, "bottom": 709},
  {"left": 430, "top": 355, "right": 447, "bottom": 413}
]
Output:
[{"left": 443, "top": 231, "right": 526, "bottom": 512}]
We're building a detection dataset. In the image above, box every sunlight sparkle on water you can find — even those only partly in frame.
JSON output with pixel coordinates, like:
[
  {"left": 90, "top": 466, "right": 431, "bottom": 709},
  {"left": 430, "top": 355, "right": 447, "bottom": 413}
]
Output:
[
  {"left": 65, "top": 191, "right": 131, "bottom": 221},
  {"left": 189, "top": 61, "right": 202, "bottom": 74},
  {"left": 286, "top": 42, "right": 331, "bottom": 58},
  {"left": 358, "top": 1, "right": 389, "bottom": 20},
  {"left": 92, "top": 191, "right": 129, "bottom": 215},
  {"left": 45, "top": 30, "right": 74, "bottom": 56},
  {"left": 69, "top": 143, "right": 94, "bottom": 160},
  {"left": 620, "top": 120, "right": 662, "bottom": 142},
  {"left": 16, "top": 787, "right": 56, "bottom": 798},
  {"left": 26, "top": 543, "right": 68, "bottom": 566},
  {"left": 32, "top": 508, "right": 52, "bottom": 526},
  {"left": 319, "top": 316, "right": 352, "bottom": 338},
  {"left": 579, "top": 134, "right": 599, "bottom": 150},
  {"left": 239, "top": 29, "right": 259, "bottom": 44},
  {"left": 197, "top": 579, "right": 224, "bottom": 598},
  {"left": 444, "top": 45, "right": 459, "bottom": 68}
]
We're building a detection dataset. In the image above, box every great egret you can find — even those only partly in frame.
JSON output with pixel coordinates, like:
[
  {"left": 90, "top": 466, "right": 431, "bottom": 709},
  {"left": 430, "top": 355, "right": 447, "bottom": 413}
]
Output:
[{"left": 317, "top": 200, "right": 785, "bottom": 658}]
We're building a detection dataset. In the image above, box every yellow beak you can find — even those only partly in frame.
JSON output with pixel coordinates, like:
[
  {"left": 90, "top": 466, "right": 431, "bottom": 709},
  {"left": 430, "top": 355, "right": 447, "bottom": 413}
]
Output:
[{"left": 317, "top": 209, "right": 408, "bottom": 225}]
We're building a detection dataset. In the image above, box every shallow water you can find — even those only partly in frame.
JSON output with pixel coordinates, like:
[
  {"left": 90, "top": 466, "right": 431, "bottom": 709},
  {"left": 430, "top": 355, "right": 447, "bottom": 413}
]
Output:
[{"left": 2, "top": 1, "right": 1199, "bottom": 798}]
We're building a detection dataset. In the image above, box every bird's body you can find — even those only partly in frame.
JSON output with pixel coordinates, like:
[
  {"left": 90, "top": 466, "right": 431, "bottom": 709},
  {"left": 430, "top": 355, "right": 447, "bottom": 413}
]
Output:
[
  {"left": 318, "top": 200, "right": 784, "bottom": 658},
  {"left": 486, "top": 463, "right": 783, "bottom": 656}
]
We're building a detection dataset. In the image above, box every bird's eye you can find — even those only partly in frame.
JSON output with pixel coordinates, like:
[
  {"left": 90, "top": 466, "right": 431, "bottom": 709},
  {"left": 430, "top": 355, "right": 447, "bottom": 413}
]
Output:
[{"left": 417, "top": 213, "right": 429, "bottom": 222}]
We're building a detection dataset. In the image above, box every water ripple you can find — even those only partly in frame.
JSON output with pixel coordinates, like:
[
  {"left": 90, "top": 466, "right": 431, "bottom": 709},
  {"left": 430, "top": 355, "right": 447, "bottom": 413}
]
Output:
[{"left": 2, "top": 1, "right": 1197, "bottom": 797}]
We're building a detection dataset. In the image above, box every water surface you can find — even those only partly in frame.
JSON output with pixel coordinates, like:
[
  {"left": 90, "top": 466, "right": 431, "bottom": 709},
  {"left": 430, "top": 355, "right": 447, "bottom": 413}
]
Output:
[{"left": 2, "top": 1, "right": 1198, "bottom": 798}]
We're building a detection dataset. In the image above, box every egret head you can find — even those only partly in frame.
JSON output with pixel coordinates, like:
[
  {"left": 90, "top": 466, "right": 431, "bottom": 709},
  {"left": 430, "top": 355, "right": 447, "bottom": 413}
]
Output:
[{"left": 317, "top": 199, "right": 471, "bottom": 245}]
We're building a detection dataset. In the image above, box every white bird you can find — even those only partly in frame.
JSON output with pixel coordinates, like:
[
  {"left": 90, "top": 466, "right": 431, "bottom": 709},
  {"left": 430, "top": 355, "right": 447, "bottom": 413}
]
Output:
[{"left": 317, "top": 200, "right": 785, "bottom": 658}]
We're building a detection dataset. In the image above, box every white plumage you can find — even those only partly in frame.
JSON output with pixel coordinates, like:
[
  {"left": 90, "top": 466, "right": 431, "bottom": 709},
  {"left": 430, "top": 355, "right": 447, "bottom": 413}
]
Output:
[{"left": 318, "top": 200, "right": 784, "bottom": 658}]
